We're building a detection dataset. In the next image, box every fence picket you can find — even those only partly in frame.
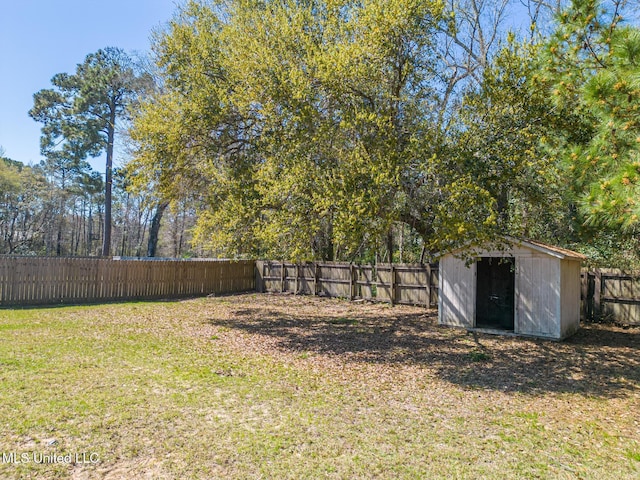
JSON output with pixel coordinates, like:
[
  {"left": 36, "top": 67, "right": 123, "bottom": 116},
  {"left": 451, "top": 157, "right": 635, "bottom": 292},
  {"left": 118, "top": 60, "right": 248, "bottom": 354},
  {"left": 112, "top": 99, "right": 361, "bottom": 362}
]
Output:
[
  {"left": 260, "top": 261, "right": 438, "bottom": 308},
  {"left": 0, "top": 257, "right": 255, "bottom": 306}
]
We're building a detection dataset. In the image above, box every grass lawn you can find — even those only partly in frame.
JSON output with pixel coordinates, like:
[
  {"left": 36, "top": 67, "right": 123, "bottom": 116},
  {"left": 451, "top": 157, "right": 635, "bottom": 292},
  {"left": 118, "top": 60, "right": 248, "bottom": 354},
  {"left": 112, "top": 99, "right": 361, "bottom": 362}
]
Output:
[{"left": 0, "top": 293, "right": 639, "bottom": 479}]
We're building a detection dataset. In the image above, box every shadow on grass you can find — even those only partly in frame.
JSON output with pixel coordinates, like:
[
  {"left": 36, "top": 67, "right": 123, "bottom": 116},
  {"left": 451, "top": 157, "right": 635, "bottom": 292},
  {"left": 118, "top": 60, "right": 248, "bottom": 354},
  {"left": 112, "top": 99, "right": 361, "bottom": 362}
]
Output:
[{"left": 210, "top": 304, "right": 640, "bottom": 397}]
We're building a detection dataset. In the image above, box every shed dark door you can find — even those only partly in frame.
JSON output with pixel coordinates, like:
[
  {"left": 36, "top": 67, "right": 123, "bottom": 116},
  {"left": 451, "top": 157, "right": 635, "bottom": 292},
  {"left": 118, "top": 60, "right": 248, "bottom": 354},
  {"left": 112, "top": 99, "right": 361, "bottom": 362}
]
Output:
[{"left": 476, "top": 257, "right": 515, "bottom": 330}]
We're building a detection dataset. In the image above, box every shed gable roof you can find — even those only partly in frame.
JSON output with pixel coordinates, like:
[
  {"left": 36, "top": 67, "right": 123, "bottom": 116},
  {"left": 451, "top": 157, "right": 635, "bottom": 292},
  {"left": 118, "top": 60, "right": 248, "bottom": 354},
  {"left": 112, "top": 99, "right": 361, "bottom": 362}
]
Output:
[
  {"left": 517, "top": 238, "right": 586, "bottom": 260},
  {"left": 441, "top": 236, "right": 587, "bottom": 261}
]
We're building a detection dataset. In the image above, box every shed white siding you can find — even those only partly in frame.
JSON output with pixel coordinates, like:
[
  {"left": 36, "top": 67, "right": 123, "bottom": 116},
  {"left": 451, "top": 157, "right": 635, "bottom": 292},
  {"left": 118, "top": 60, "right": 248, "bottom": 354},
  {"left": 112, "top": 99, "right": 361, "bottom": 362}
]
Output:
[
  {"left": 439, "top": 255, "right": 475, "bottom": 327},
  {"left": 516, "top": 254, "right": 560, "bottom": 338},
  {"left": 560, "top": 259, "right": 582, "bottom": 338}
]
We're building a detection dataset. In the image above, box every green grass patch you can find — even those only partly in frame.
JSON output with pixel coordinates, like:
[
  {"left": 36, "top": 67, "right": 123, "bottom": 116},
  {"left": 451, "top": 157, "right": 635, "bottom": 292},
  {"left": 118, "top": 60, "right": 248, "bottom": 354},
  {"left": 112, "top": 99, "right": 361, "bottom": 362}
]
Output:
[
  {"left": 626, "top": 449, "right": 640, "bottom": 462},
  {"left": 328, "top": 317, "right": 359, "bottom": 325},
  {"left": 468, "top": 348, "right": 492, "bottom": 362},
  {"left": 0, "top": 295, "right": 638, "bottom": 479}
]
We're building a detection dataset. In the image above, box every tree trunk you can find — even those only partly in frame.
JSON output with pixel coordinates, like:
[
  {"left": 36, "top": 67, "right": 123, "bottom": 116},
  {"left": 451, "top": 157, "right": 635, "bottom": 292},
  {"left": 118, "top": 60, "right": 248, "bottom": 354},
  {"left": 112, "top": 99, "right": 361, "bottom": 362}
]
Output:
[
  {"left": 56, "top": 198, "right": 65, "bottom": 256},
  {"left": 147, "top": 201, "right": 168, "bottom": 257},
  {"left": 56, "top": 223, "right": 63, "bottom": 256},
  {"left": 324, "top": 219, "right": 335, "bottom": 261},
  {"left": 101, "top": 107, "right": 116, "bottom": 257},
  {"left": 496, "top": 190, "right": 509, "bottom": 226},
  {"left": 87, "top": 203, "right": 93, "bottom": 256}
]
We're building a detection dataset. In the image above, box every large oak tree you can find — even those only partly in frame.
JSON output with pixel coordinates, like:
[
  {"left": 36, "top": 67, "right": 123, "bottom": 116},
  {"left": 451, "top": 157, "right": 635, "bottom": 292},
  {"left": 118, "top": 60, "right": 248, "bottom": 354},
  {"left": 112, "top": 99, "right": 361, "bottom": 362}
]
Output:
[{"left": 131, "top": 0, "right": 506, "bottom": 260}]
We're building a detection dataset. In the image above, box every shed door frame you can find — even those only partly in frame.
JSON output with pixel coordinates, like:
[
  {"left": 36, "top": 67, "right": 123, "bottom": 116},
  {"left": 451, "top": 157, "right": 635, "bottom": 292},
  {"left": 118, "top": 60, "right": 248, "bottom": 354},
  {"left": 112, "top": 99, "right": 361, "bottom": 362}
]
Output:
[{"left": 475, "top": 256, "right": 516, "bottom": 330}]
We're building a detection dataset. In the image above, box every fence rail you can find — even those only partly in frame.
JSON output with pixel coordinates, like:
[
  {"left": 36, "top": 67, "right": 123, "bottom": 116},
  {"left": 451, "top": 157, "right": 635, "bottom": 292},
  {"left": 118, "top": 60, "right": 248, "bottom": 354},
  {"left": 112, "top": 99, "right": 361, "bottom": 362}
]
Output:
[
  {"left": 0, "top": 256, "right": 255, "bottom": 306},
  {"left": 257, "top": 262, "right": 640, "bottom": 325},
  {"left": 582, "top": 268, "right": 640, "bottom": 325},
  {"left": 256, "top": 261, "right": 439, "bottom": 307}
]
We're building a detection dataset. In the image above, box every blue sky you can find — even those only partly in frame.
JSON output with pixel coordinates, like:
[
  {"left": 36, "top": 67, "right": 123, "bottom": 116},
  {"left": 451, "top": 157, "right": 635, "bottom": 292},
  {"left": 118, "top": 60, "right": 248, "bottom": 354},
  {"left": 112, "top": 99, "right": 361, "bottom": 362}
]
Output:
[{"left": 0, "top": 0, "right": 181, "bottom": 169}]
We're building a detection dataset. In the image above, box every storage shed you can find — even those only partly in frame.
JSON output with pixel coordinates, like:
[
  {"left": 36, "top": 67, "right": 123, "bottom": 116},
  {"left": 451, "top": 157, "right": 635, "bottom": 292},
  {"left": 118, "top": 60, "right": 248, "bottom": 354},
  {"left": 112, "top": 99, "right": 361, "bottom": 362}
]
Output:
[{"left": 438, "top": 238, "right": 586, "bottom": 340}]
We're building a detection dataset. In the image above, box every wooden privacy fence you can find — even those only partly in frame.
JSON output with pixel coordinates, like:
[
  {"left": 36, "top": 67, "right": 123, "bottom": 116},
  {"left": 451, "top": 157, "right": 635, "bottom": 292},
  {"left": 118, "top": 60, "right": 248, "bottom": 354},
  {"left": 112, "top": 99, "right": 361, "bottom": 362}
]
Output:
[
  {"left": 256, "top": 261, "right": 439, "bottom": 307},
  {"left": 582, "top": 268, "right": 640, "bottom": 325},
  {"left": 4, "top": 255, "right": 638, "bottom": 325},
  {"left": 0, "top": 256, "right": 255, "bottom": 306},
  {"left": 256, "top": 262, "right": 640, "bottom": 325}
]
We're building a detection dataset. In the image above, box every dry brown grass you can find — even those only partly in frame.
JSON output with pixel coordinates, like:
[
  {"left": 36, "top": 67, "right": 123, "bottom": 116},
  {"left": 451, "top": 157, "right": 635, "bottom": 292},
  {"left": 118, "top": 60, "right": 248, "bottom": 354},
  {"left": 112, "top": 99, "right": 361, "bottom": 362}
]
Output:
[{"left": 1, "top": 293, "right": 639, "bottom": 479}]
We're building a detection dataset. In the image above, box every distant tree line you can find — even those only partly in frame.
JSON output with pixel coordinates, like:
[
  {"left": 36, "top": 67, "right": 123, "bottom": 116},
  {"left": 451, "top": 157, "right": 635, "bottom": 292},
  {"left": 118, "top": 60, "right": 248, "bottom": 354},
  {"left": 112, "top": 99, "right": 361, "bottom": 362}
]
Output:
[{"left": 0, "top": 151, "right": 196, "bottom": 257}]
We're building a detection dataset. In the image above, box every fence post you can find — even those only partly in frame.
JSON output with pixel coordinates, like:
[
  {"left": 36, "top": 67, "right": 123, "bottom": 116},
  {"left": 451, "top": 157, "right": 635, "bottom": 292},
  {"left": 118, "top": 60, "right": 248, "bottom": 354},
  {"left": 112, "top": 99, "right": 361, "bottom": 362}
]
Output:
[
  {"left": 390, "top": 264, "right": 395, "bottom": 306},
  {"left": 295, "top": 263, "right": 299, "bottom": 295},
  {"left": 580, "top": 269, "right": 588, "bottom": 320},
  {"left": 372, "top": 264, "right": 378, "bottom": 301},
  {"left": 255, "top": 261, "right": 264, "bottom": 293},
  {"left": 280, "top": 262, "right": 285, "bottom": 293},
  {"left": 425, "top": 263, "right": 431, "bottom": 308},
  {"left": 349, "top": 264, "right": 355, "bottom": 300},
  {"left": 594, "top": 268, "right": 602, "bottom": 319},
  {"left": 313, "top": 263, "right": 318, "bottom": 296}
]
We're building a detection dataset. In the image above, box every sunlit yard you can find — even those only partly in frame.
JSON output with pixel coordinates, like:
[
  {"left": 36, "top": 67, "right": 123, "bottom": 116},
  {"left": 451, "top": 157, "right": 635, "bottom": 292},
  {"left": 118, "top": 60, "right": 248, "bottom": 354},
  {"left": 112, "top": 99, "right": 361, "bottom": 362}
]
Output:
[{"left": 0, "top": 294, "right": 639, "bottom": 479}]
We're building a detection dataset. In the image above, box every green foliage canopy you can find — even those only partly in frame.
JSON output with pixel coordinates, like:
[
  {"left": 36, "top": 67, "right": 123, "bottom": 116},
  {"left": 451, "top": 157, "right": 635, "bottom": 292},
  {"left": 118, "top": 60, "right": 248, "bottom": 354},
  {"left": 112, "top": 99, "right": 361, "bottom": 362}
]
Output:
[
  {"left": 131, "top": 0, "right": 523, "bottom": 260},
  {"left": 455, "top": 38, "right": 582, "bottom": 246},
  {"left": 540, "top": 0, "right": 640, "bottom": 262}
]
